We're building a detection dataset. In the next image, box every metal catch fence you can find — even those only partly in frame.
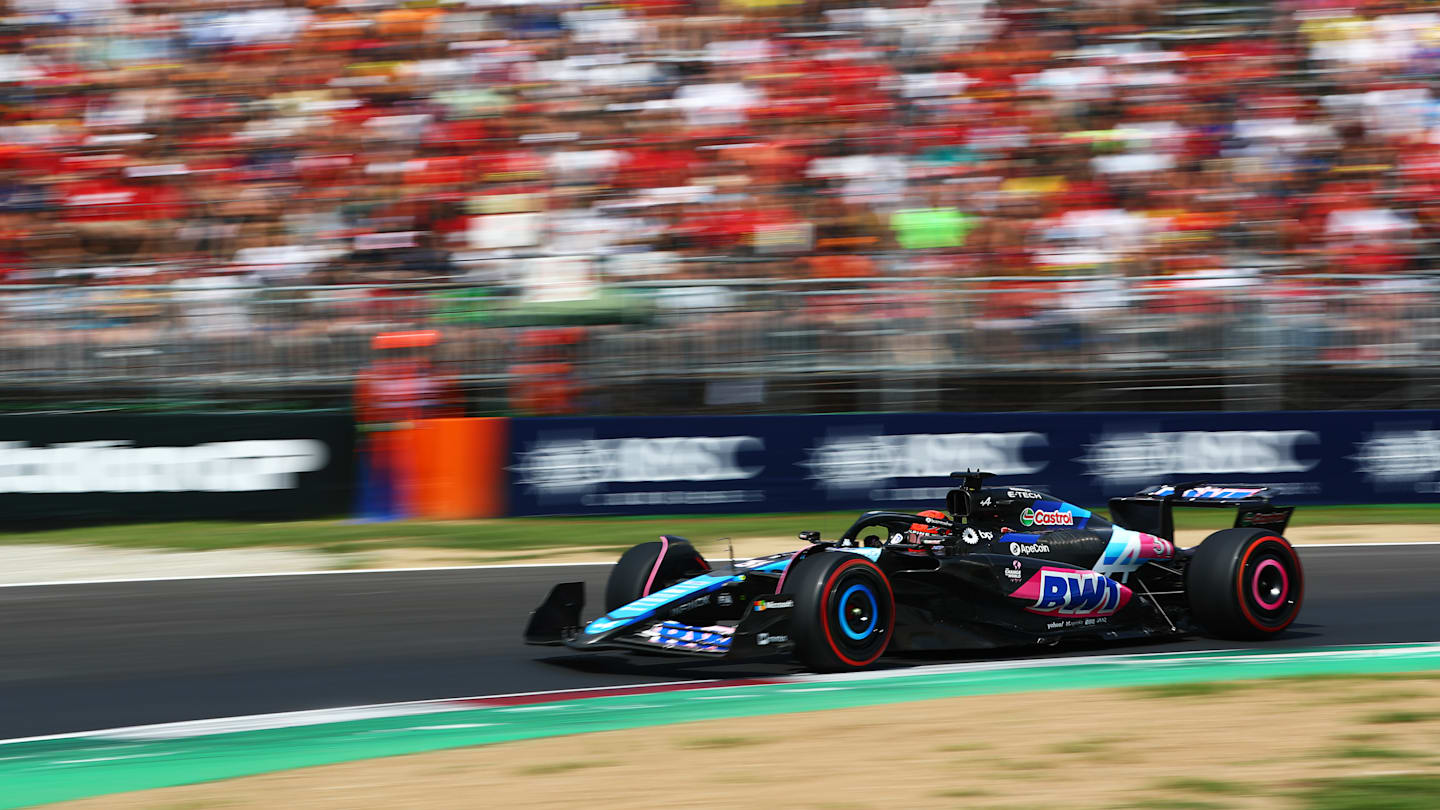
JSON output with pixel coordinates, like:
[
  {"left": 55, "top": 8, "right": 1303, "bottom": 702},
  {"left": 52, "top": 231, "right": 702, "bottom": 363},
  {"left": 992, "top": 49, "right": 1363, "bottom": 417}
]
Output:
[{"left": 0, "top": 273, "right": 1436, "bottom": 413}]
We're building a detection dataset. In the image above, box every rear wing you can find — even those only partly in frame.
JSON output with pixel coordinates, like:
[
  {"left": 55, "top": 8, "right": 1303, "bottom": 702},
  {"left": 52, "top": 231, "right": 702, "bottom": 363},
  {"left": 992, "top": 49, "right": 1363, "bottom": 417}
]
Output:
[{"left": 1107, "top": 483, "right": 1294, "bottom": 543}]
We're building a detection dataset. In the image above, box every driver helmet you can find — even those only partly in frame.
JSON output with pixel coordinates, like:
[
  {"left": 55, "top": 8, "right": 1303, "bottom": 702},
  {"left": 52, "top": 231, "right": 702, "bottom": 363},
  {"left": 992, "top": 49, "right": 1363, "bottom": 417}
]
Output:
[{"left": 906, "top": 509, "right": 949, "bottom": 544}]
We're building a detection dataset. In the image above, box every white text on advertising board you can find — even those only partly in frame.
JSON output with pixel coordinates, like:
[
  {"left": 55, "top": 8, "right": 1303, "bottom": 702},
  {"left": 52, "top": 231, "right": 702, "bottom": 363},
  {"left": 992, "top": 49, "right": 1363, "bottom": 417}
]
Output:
[
  {"left": 1351, "top": 429, "right": 1440, "bottom": 492},
  {"left": 515, "top": 436, "right": 764, "bottom": 494},
  {"left": 0, "top": 440, "right": 328, "bottom": 492},
  {"left": 1080, "top": 430, "right": 1318, "bottom": 484},
  {"left": 804, "top": 432, "right": 1048, "bottom": 491}
]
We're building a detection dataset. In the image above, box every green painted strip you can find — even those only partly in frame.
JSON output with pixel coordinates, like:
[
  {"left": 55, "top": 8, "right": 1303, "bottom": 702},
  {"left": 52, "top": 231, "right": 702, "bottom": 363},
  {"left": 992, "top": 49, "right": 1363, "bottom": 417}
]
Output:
[{"left": 5, "top": 643, "right": 1439, "bottom": 809}]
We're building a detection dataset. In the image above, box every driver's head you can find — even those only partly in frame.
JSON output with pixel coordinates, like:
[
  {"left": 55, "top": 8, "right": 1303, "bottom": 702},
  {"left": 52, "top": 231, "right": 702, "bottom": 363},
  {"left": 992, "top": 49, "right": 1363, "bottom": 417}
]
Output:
[{"left": 907, "top": 509, "right": 949, "bottom": 544}]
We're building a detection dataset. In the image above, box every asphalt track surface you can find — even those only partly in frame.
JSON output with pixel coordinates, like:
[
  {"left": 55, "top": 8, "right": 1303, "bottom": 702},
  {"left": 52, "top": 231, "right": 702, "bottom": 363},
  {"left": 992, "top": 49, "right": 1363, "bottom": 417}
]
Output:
[{"left": 4, "top": 544, "right": 1437, "bottom": 739}]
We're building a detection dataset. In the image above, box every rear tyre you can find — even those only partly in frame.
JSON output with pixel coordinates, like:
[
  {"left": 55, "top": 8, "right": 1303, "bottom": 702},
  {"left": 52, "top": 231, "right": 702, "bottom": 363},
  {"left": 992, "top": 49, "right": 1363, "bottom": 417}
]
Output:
[
  {"left": 787, "top": 552, "right": 895, "bottom": 672},
  {"left": 604, "top": 537, "right": 709, "bottom": 612},
  {"left": 1186, "top": 528, "right": 1303, "bottom": 639}
]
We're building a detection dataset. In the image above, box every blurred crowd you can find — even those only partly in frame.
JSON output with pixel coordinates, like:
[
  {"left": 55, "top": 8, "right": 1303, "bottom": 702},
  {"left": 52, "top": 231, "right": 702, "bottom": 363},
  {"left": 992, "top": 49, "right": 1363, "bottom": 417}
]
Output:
[
  {"left": 2, "top": 0, "right": 1440, "bottom": 290},
  {"left": 2, "top": 0, "right": 1440, "bottom": 414}
]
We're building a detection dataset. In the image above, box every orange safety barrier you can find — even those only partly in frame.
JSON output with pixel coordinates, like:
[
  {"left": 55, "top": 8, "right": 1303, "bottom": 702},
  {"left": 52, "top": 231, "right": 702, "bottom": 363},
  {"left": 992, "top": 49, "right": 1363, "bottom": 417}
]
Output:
[{"left": 411, "top": 417, "right": 508, "bottom": 519}]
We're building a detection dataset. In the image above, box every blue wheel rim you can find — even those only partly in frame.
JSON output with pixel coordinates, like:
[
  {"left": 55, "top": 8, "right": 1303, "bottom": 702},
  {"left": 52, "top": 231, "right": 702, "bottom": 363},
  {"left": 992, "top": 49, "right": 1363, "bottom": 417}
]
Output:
[{"left": 838, "top": 583, "right": 878, "bottom": 641}]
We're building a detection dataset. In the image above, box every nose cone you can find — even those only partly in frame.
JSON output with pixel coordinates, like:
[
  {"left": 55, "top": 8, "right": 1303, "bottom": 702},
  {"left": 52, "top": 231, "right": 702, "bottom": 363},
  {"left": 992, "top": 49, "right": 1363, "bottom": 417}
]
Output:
[{"left": 571, "top": 613, "right": 631, "bottom": 645}]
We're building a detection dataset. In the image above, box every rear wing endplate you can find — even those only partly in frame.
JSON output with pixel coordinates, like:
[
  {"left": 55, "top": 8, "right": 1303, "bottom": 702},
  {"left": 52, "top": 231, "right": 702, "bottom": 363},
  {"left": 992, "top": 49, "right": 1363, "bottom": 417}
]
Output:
[{"left": 1108, "top": 482, "right": 1294, "bottom": 542}]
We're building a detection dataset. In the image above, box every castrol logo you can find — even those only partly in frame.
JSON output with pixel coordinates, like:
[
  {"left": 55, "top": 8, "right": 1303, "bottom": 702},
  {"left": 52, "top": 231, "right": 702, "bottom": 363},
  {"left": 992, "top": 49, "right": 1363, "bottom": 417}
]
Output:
[{"left": 1020, "top": 507, "right": 1073, "bottom": 527}]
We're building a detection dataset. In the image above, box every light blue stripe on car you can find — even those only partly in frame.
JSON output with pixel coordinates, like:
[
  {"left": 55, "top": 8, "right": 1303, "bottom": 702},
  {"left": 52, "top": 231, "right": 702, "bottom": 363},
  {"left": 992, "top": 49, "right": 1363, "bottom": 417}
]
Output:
[
  {"left": 584, "top": 573, "right": 735, "bottom": 634},
  {"left": 583, "top": 556, "right": 796, "bottom": 636},
  {"left": 610, "top": 574, "right": 734, "bottom": 619}
]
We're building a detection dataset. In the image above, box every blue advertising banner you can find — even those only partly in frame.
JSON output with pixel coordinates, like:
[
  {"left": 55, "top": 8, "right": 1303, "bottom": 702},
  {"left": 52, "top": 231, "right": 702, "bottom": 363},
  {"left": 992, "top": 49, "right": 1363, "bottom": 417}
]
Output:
[{"left": 506, "top": 411, "right": 1440, "bottom": 516}]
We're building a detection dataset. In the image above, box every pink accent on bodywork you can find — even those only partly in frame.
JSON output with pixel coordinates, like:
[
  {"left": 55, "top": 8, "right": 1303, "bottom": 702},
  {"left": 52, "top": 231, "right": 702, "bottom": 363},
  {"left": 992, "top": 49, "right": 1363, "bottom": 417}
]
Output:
[
  {"left": 1007, "top": 567, "right": 1051, "bottom": 602},
  {"left": 1141, "top": 533, "right": 1176, "bottom": 560},
  {"left": 1009, "top": 566, "right": 1134, "bottom": 617},
  {"left": 642, "top": 535, "right": 671, "bottom": 597},
  {"left": 1252, "top": 559, "right": 1288, "bottom": 610}
]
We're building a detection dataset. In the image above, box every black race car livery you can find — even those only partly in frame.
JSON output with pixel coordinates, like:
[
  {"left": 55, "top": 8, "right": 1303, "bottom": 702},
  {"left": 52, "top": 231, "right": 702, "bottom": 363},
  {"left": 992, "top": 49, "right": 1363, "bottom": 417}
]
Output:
[{"left": 526, "top": 473, "right": 1304, "bottom": 671}]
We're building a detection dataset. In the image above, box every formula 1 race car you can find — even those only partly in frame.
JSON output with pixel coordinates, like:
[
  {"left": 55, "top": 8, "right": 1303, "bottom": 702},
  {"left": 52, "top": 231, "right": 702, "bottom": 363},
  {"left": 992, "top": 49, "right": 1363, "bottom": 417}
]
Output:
[{"left": 525, "top": 472, "right": 1305, "bottom": 671}]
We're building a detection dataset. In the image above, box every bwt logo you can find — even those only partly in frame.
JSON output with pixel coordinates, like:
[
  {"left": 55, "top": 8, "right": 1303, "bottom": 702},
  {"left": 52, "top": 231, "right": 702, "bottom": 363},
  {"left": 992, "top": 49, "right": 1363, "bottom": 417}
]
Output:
[
  {"left": 514, "top": 436, "right": 763, "bottom": 494},
  {"left": 1011, "top": 567, "right": 1132, "bottom": 617},
  {"left": 803, "top": 432, "right": 1047, "bottom": 490},
  {"left": 1079, "top": 430, "right": 1318, "bottom": 485}
]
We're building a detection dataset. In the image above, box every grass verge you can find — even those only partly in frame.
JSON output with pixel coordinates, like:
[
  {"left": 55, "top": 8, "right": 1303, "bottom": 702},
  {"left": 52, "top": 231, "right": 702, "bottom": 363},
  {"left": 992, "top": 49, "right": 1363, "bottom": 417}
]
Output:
[
  {"left": 1298, "top": 775, "right": 1440, "bottom": 809},
  {"left": 0, "top": 504, "right": 1436, "bottom": 554},
  {"left": 46, "top": 674, "right": 1440, "bottom": 810},
  {"left": 1128, "top": 681, "right": 1251, "bottom": 700}
]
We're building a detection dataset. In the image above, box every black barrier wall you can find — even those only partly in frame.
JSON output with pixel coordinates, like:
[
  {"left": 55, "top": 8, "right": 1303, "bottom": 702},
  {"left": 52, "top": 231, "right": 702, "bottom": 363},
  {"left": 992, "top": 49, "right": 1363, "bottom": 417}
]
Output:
[
  {"left": 507, "top": 411, "right": 1440, "bottom": 515},
  {"left": 0, "top": 414, "right": 355, "bottom": 524}
]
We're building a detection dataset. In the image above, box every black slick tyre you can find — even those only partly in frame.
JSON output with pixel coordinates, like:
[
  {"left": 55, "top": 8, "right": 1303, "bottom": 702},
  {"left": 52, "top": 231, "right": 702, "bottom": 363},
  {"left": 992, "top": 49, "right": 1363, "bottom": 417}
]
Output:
[
  {"left": 786, "top": 552, "right": 895, "bottom": 672},
  {"left": 1186, "top": 528, "right": 1303, "bottom": 639},
  {"left": 604, "top": 536, "right": 709, "bottom": 612}
]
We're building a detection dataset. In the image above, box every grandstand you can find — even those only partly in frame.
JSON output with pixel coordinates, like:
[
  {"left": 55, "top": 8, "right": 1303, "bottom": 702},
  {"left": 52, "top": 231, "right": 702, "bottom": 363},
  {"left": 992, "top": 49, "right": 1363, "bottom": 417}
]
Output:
[{"left": 1, "top": 0, "right": 1438, "bottom": 411}]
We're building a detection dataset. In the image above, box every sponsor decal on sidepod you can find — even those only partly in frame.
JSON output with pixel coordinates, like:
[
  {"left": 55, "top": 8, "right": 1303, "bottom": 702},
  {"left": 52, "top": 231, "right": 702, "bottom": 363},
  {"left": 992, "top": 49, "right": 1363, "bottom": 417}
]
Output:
[
  {"left": 1019, "top": 507, "right": 1074, "bottom": 527},
  {"left": 1009, "top": 567, "right": 1133, "bottom": 617},
  {"left": 1092, "top": 527, "right": 1175, "bottom": 577}
]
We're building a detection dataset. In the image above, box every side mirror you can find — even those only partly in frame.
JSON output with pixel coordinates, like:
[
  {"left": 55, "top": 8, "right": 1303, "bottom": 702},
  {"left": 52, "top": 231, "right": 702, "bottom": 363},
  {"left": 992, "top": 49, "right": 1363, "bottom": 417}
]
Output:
[
  {"left": 798, "top": 530, "right": 821, "bottom": 544},
  {"left": 946, "top": 489, "right": 972, "bottom": 517}
]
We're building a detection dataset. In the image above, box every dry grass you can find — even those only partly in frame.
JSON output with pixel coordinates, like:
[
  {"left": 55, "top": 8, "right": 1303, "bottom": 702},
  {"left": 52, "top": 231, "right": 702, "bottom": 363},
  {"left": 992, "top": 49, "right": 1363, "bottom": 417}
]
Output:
[{"left": 49, "top": 676, "right": 1440, "bottom": 810}]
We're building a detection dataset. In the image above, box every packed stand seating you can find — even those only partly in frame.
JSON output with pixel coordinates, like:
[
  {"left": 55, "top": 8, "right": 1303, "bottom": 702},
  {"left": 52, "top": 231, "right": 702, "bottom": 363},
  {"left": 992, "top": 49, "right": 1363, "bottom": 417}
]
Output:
[{"left": 1, "top": 0, "right": 1438, "bottom": 403}]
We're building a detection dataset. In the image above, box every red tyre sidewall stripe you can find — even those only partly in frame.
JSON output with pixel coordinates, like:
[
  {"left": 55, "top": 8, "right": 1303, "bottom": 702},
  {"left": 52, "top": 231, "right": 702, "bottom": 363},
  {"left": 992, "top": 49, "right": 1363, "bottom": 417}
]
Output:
[
  {"left": 818, "top": 558, "right": 895, "bottom": 668},
  {"left": 1235, "top": 535, "right": 1302, "bottom": 632}
]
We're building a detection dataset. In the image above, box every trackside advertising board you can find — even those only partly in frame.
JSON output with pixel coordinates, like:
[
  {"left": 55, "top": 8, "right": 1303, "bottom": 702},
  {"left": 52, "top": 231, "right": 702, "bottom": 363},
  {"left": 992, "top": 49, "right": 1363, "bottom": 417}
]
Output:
[
  {"left": 0, "top": 414, "right": 354, "bottom": 523},
  {"left": 506, "top": 411, "right": 1440, "bottom": 515}
]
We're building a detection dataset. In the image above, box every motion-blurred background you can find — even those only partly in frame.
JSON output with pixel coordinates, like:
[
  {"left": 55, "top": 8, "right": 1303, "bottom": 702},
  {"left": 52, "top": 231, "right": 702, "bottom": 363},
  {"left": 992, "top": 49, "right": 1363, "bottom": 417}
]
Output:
[
  {"left": 3, "top": 0, "right": 1440, "bottom": 414},
  {"left": 4, "top": 8, "right": 1440, "bottom": 804}
]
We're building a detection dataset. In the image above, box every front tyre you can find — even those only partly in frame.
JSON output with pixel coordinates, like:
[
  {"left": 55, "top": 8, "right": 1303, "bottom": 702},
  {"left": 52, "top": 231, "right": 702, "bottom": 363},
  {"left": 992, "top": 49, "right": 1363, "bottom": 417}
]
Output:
[
  {"left": 1186, "top": 528, "right": 1303, "bottom": 639},
  {"left": 787, "top": 553, "right": 895, "bottom": 672},
  {"left": 604, "top": 537, "right": 709, "bottom": 612}
]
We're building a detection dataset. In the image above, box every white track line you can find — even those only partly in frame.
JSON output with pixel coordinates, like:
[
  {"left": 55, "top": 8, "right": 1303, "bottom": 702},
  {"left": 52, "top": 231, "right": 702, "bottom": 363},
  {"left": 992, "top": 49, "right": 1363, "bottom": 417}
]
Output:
[
  {"left": 1295, "top": 542, "right": 1440, "bottom": 548},
  {"left": 0, "top": 677, "right": 727, "bottom": 745},
  {"left": 0, "top": 561, "right": 611, "bottom": 589},
  {"left": 0, "top": 542, "right": 1436, "bottom": 588},
  {"left": 3, "top": 642, "right": 1438, "bottom": 747}
]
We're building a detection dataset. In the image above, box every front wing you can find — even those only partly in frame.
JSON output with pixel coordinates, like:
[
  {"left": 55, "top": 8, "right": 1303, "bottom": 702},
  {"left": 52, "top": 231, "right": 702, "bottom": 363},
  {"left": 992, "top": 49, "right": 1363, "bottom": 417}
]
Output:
[{"left": 524, "top": 580, "right": 796, "bottom": 659}]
